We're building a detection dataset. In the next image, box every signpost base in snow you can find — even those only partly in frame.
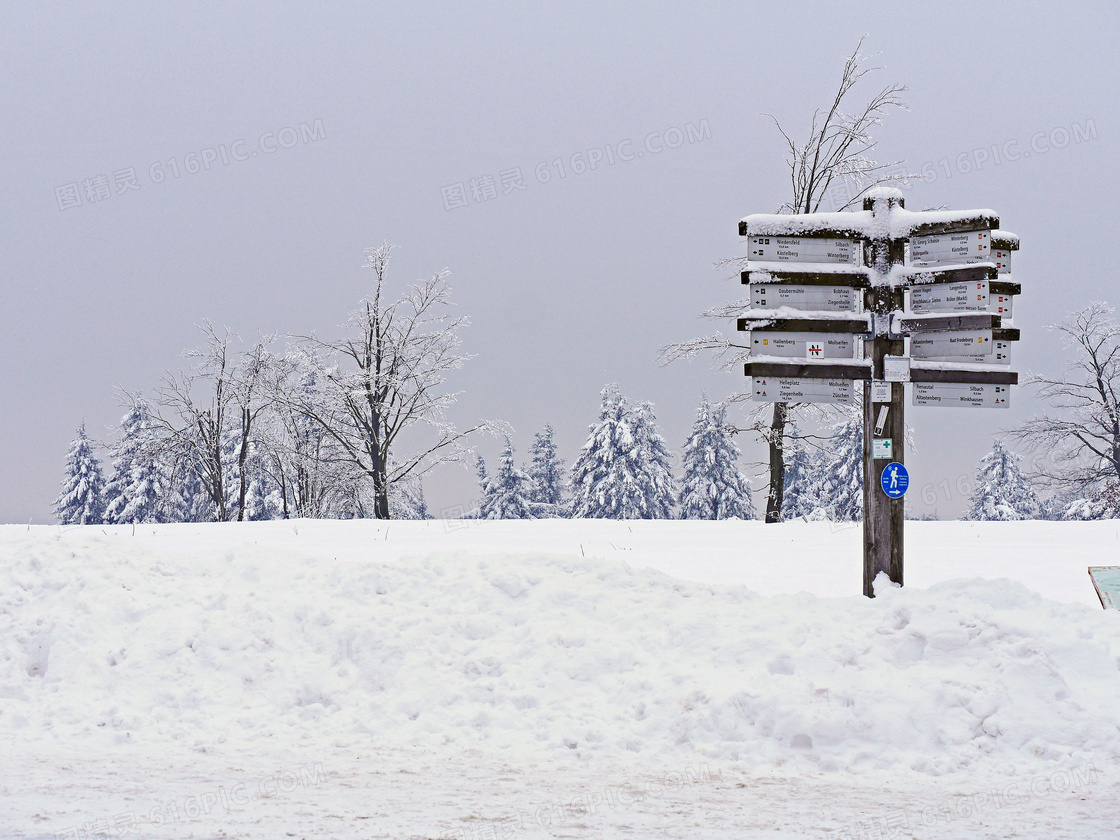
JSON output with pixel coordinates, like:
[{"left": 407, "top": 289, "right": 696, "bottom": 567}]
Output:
[{"left": 862, "top": 191, "right": 907, "bottom": 597}]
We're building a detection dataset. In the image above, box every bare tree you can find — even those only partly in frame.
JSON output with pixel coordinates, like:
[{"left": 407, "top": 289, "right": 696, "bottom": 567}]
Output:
[
  {"left": 291, "top": 242, "right": 488, "bottom": 519},
  {"left": 151, "top": 322, "right": 275, "bottom": 521},
  {"left": 229, "top": 336, "right": 276, "bottom": 520},
  {"left": 1011, "top": 302, "right": 1120, "bottom": 493},
  {"left": 258, "top": 349, "right": 352, "bottom": 519},
  {"left": 771, "top": 36, "right": 908, "bottom": 214},
  {"left": 151, "top": 322, "right": 237, "bottom": 521},
  {"left": 662, "top": 39, "right": 907, "bottom": 522}
]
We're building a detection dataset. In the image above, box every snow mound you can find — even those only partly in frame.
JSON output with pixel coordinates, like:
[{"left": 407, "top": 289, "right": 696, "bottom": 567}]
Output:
[{"left": 2, "top": 528, "right": 1119, "bottom": 778}]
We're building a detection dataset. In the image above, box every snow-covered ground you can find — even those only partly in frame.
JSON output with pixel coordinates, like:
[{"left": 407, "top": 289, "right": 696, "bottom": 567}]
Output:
[{"left": 2, "top": 519, "right": 1119, "bottom": 839}]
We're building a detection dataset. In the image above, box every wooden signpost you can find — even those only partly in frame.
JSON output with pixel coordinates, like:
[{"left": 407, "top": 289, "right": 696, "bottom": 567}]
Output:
[{"left": 737, "top": 190, "right": 1021, "bottom": 597}]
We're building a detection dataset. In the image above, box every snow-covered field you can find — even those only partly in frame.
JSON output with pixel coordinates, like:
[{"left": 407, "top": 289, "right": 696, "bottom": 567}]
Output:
[{"left": 2, "top": 519, "right": 1120, "bottom": 839}]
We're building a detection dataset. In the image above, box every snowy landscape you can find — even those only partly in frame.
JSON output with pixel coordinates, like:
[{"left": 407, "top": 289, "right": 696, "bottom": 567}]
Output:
[
  {"left": 3, "top": 519, "right": 1120, "bottom": 839},
  {"left": 5, "top": 3, "right": 1120, "bottom": 840}
]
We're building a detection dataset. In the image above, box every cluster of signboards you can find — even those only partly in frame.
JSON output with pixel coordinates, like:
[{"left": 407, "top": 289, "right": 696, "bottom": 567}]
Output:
[{"left": 739, "top": 215, "right": 1021, "bottom": 409}]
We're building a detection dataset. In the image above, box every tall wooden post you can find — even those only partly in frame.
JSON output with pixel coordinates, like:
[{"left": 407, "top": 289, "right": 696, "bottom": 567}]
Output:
[{"left": 862, "top": 192, "right": 906, "bottom": 597}]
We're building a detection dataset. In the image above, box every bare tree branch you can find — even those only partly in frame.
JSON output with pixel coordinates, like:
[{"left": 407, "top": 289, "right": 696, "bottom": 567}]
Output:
[{"left": 1010, "top": 302, "right": 1120, "bottom": 497}]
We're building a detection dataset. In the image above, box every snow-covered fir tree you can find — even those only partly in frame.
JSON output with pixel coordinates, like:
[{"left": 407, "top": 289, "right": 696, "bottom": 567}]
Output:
[
  {"left": 242, "top": 440, "right": 282, "bottom": 521},
  {"left": 527, "top": 425, "right": 567, "bottom": 516},
  {"left": 780, "top": 426, "right": 819, "bottom": 520},
  {"left": 483, "top": 438, "right": 535, "bottom": 519},
  {"left": 177, "top": 462, "right": 214, "bottom": 523},
  {"left": 569, "top": 384, "right": 675, "bottom": 519},
  {"left": 103, "top": 399, "right": 169, "bottom": 524},
  {"left": 630, "top": 400, "right": 675, "bottom": 519},
  {"left": 220, "top": 426, "right": 244, "bottom": 522},
  {"left": 1064, "top": 482, "right": 1120, "bottom": 520},
  {"left": 475, "top": 453, "right": 494, "bottom": 519},
  {"left": 964, "top": 440, "right": 1042, "bottom": 521},
  {"left": 55, "top": 423, "right": 106, "bottom": 525},
  {"left": 678, "top": 395, "right": 754, "bottom": 519},
  {"left": 814, "top": 416, "right": 863, "bottom": 522}
]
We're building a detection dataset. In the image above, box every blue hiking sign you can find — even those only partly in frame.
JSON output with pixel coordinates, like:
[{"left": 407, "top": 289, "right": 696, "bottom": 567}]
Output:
[{"left": 881, "top": 462, "right": 909, "bottom": 499}]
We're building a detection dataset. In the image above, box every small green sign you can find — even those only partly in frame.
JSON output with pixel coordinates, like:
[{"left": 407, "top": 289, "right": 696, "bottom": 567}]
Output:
[{"left": 872, "top": 438, "right": 893, "bottom": 459}]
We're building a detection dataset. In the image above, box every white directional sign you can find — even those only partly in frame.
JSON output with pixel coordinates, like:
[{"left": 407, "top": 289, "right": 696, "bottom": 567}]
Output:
[
  {"left": 909, "top": 280, "right": 989, "bottom": 314},
  {"left": 752, "top": 377, "right": 854, "bottom": 404},
  {"left": 750, "top": 284, "right": 859, "bottom": 312},
  {"left": 924, "top": 340, "right": 1012, "bottom": 366},
  {"left": 884, "top": 356, "right": 911, "bottom": 382},
  {"left": 910, "top": 230, "right": 990, "bottom": 267},
  {"left": 989, "top": 293, "right": 1014, "bottom": 318},
  {"left": 751, "top": 331, "right": 856, "bottom": 359},
  {"left": 913, "top": 382, "right": 1010, "bottom": 408},
  {"left": 747, "top": 236, "right": 859, "bottom": 264},
  {"left": 910, "top": 330, "right": 993, "bottom": 358},
  {"left": 990, "top": 247, "right": 1012, "bottom": 274}
]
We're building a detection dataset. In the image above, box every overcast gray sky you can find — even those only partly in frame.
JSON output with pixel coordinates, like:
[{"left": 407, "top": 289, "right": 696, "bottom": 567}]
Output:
[{"left": 2, "top": 1, "right": 1117, "bottom": 523}]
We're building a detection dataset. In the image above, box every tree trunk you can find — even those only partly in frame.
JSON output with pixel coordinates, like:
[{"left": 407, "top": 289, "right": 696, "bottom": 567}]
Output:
[
  {"left": 371, "top": 453, "right": 391, "bottom": 520},
  {"left": 765, "top": 401, "right": 789, "bottom": 523},
  {"left": 237, "top": 408, "right": 250, "bottom": 521}
]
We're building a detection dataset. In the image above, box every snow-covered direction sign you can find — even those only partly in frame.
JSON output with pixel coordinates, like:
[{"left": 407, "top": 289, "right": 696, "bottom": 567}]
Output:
[
  {"left": 751, "top": 331, "right": 856, "bottom": 359},
  {"left": 750, "top": 283, "right": 858, "bottom": 312},
  {"left": 880, "top": 462, "right": 909, "bottom": 498},
  {"left": 924, "top": 340, "right": 1012, "bottom": 366},
  {"left": 990, "top": 247, "right": 1012, "bottom": 274},
  {"left": 912, "top": 382, "right": 1010, "bottom": 408},
  {"left": 909, "top": 280, "right": 989, "bottom": 314},
  {"left": 990, "top": 293, "right": 1014, "bottom": 318},
  {"left": 747, "top": 236, "right": 858, "bottom": 264},
  {"left": 910, "top": 330, "right": 993, "bottom": 358},
  {"left": 910, "top": 230, "right": 990, "bottom": 267},
  {"left": 751, "top": 377, "right": 853, "bottom": 404}
]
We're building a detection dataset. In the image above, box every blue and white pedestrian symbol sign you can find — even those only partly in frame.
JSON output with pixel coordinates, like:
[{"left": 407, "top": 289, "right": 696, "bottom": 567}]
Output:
[{"left": 881, "top": 462, "right": 909, "bottom": 499}]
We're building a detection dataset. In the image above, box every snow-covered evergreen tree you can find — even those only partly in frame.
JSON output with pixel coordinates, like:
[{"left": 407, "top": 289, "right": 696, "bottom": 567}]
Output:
[
  {"left": 220, "top": 426, "right": 243, "bottom": 521},
  {"left": 780, "top": 427, "right": 818, "bottom": 520},
  {"left": 241, "top": 440, "right": 282, "bottom": 521},
  {"left": 1063, "top": 482, "right": 1120, "bottom": 520},
  {"left": 55, "top": 423, "right": 106, "bottom": 525},
  {"left": 527, "top": 425, "right": 567, "bottom": 516},
  {"left": 678, "top": 395, "right": 755, "bottom": 519},
  {"left": 475, "top": 454, "right": 494, "bottom": 519},
  {"left": 570, "top": 384, "right": 675, "bottom": 519},
  {"left": 483, "top": 438, "right": 535, "bottom": 519},
  {"left": 104, "top": 399, "right": 169, "bottom": 524},
  {"left": 630, "top": 400, "right": 675, "bottom": 519},
  {"left": 814, "top": 417, "right": 863, "bottom": 522},
  {"left": 964, "top": 440, "right": 1042, "bottom": 521},
  {"left": 182, "top": 465, "right": 213, "bottom": 522}
]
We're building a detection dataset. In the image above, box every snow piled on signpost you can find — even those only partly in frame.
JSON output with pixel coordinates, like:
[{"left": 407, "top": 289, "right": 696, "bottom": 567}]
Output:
[{"left": 2, "top": 521, "right": 1119, "bottom": 780}]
